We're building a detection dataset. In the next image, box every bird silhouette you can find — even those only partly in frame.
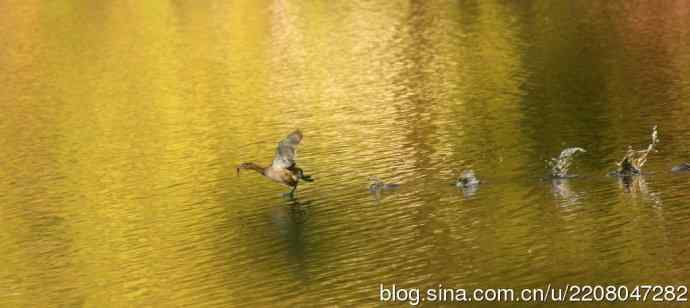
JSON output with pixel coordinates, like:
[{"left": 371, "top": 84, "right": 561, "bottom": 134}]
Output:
[{"left": 237, "top": 130, "right": 313, "bottom": 197}]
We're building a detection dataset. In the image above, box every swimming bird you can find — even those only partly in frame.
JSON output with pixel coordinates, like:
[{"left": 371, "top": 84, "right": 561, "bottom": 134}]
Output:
[
  {"left": 367, "top": 176, "right": 400, "bottom": 192},
  {"left": 236, "top": 130, "right": 313, "bottom": 197},
  {"left": 672, "top": 162, "right": 690, "bottom": 172},
  {"left": 455, "top": 170, "right": 481, "bottom": 198},
  {"left": 456, "top": 170, "right": 480, "bottom": 188}
]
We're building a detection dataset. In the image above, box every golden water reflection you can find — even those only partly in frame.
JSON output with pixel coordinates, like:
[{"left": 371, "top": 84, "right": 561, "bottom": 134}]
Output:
[{"left": 1, "top": 1, "right": 690, "bottom": 307}]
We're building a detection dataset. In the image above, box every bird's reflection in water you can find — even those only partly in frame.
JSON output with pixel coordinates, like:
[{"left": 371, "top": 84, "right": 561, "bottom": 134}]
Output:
[
  {"left": 551, "top": 178, "right": 581, "bottom": 206},
  {"left": 618, "top": 175, "right": 645, "bottom": 193},
  {"left": 617, "top": 175, "right": 663, "bottom": 206},
  {"left": 369, "top": 190, "right": 389, "bottom": 204},
  {"left": 270, "top": 198, "right": 310, "bottom": 278},
  {"left": 457, "top": 184, "right": 479, "bottom": 199}
]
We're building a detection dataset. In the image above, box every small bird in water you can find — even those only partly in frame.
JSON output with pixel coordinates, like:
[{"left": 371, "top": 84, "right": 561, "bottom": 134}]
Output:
[
  {"left": 456, "top": 170, "right": 481, "bottom": 198},
  {"left": 672, "top": 162, "right": 690, "bottom": 172},
  {"left": 456, "top": 170, "right": 480, "bottom": 188},
  {"left": 237, "top": 130, "right": 313, "bottom": 197},
  {"left": 368, "top": 176, "right": 400, "bottom": 192}
]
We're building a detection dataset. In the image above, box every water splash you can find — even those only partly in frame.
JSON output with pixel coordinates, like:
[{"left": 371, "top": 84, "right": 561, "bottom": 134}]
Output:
[
  {"left": 548, "top": 147, "right": 586, "bottom": 178},
  {"left": 616, "top": 125, "right": 659, "bottom": 176}
]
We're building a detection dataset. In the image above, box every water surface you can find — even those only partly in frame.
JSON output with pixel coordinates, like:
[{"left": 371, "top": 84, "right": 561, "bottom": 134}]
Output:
[{"left": 2, "top": 1, "right": 690, "bottom": 307}]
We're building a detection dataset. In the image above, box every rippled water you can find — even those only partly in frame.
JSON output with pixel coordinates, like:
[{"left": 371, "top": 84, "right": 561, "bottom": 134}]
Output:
[{"left": 2, "top": 1, "right": 690, "bottom": 307}]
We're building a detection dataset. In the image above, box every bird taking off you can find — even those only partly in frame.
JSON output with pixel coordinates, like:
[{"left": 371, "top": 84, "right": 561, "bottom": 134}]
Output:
[{"left": 236, "top": 130, "right": 314, "bottom": 198}]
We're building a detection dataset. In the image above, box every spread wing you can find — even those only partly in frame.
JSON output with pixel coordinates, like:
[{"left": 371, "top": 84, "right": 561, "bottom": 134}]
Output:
[{"left": 271, "top": 130, "right": 303, "bottom": 169}]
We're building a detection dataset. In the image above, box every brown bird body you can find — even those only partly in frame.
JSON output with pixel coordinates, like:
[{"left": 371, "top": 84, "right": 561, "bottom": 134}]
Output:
[{"left": 237, "top": 130, "right": 313, "bottom": 197}]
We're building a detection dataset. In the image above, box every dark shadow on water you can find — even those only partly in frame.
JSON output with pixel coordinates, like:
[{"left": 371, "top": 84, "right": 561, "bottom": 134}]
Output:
[{"left": 270, "top": 198, "right": 312, "bottom": 279}]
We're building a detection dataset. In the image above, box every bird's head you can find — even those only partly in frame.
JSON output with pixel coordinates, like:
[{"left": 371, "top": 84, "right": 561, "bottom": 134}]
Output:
[
  {"left": 236, "top": 163, "right": 251, "bottom": 176},
  {"left": 288, "top": 129, "right": 303, "bottom": 144},
  {"left": 236, "top": 162, "right": 263, "bottom": 176}
]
